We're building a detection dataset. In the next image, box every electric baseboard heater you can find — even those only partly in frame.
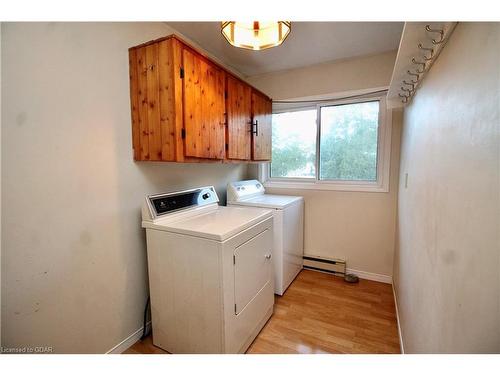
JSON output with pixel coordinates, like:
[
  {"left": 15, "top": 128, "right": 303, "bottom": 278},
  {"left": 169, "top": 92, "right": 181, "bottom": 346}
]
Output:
[{"left": 303, "top": 255, "right": 346, "bottom": 276}]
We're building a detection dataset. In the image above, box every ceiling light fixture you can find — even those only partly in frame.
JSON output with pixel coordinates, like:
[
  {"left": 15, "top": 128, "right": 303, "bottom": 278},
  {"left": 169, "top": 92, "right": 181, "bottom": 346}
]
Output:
[{"left": 221, "top": 21, "right": 291, "bottom": 50}]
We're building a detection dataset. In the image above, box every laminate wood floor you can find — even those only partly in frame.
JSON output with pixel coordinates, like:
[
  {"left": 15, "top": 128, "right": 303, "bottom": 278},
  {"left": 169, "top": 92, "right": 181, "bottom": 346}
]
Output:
[{"left": 124, "top": 270, "right": 401, "bottom": 354}]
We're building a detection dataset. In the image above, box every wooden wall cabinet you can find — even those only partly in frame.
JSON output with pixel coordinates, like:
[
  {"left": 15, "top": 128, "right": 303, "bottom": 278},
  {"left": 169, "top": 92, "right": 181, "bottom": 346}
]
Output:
[
  {"left": 225, "top": 75, "right": 252, "bottom": 161},
  {"left": 251, "top": 92, "right": 272, "bottom": 161},
  {"left": 128, "top": 35, "right": 272, "bottom": 163}
]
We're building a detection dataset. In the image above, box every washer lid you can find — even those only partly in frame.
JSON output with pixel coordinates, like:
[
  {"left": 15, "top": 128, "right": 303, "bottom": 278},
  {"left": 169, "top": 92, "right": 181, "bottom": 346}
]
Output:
[
  {"left": 231, "top": 194, "right": 303, "bottom": 209},
  {"left": 143, "top": 206, "right": 273, "bottom": 241}
]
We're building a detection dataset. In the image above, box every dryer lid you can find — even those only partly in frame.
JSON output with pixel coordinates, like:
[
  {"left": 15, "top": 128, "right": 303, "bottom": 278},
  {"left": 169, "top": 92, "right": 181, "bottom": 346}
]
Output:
[{"left": 143, "top": 206, "right": 273, "bottom": 241}]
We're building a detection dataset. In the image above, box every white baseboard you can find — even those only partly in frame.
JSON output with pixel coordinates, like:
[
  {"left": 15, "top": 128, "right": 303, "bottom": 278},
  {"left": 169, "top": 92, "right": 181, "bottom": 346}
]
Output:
[
  {"left": 392, "top": 283, "right": 405, "bottom": 354},
  {"left": 106, "top": 322, "right": 151, "bottom": 354},
  {"left": 346, "top": 268, "right": 392, "bottom": 284}
]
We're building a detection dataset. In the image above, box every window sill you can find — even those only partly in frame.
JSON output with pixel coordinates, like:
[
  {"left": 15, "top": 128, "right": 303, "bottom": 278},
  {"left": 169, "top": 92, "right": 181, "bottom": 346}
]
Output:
[{"left": 263, "top": 179, "right": 389, "bottom": 193}]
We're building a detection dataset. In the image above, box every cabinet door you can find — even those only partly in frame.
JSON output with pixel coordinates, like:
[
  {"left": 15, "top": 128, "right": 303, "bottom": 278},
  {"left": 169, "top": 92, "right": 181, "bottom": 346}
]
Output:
[
  {"left": 251, "top": 92, "right": 272, "bottom": 161},
  {"left": 131, "top": 44, "right": 162, "bottom": 161},
  {"left": 183, "top": 48, "right": 226, "bottom": 159},
  {"left": 129, "top": 40, "right": 178, "bottom": 162},
  {"left": 226, "top": 76, "right": 252, "bottom": 160}
]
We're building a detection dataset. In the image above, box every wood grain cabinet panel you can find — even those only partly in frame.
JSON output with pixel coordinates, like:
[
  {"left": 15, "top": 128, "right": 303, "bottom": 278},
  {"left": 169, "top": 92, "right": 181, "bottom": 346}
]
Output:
[
  {"left": 128, "top": 48, "right": 141, "bottom": 161},
  {"left": 183, "top": 48, "right": 226, "bottom": 159},
  {"left": 157, "top": 39, "right": 177, "bottom": 161},
  {"left": 129, "top": 35, "right": 272, "bottom": 163},
  {"left": 251, "top": 92, "right": 272, "bottom": 161},
  {"left": 226, "top": 76, "right": 252, "bottom": 160},
  {"left": 135, "top": 46, "right": 151, "bottom": 160},
  {"left": 145, "top": 43, "right": 162, "bottom": 161},
  {"left": 129, "top": 40, "right": 180, "bottom": 161}
]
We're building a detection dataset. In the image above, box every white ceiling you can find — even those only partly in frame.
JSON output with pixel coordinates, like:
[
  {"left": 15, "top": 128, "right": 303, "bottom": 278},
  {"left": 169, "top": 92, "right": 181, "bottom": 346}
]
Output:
[{"left": 167, "top": 22, "right": 404, "bottom": 77}]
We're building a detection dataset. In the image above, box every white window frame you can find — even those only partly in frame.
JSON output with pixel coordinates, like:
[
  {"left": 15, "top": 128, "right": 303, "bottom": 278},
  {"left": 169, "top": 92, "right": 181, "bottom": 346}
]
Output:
[{"left": 259, "top": 95, "right": 392, "bottom": 193}]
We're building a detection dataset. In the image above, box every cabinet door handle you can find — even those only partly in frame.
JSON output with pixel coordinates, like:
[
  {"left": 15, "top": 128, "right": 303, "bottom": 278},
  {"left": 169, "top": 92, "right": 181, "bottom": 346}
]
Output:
[
  {"left": 250, "top": 120, "right": 258, "bottom": 135},
  {"left": 265, "top": 254, "right": 272, "bottom": 260}
]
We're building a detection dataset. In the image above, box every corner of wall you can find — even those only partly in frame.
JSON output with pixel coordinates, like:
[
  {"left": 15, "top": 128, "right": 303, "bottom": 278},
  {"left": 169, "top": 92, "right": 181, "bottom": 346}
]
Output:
[
  {"left": 390, "top": 105, "right": 405, "bottom": 355},
  {"left": 0, "top": 21, "right": 3, "bottom": 348},
  {"left": 246, "top": 163, "right": 261, "bottom": 180}
]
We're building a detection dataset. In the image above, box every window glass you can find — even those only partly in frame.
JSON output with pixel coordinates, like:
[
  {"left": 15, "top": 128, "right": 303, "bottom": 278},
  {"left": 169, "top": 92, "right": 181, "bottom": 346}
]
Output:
[
  {"left": 319, "top": 101, "right": 379, "bottom": 181},
  {"left": 270, "top": 109, "right": 317, "bottom": 178}
]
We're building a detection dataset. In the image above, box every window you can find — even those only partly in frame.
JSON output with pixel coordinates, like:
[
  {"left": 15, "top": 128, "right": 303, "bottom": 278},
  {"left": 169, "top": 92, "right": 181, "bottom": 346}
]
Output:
[
  {"left": 271, "top": 109, "right": 317, "bottom": 178},
  {"left": 262, "top": 96, "right": 391, "bottom": 192},
  {"left": 319, "top": 101, "right": 379, "bottom": 181}
]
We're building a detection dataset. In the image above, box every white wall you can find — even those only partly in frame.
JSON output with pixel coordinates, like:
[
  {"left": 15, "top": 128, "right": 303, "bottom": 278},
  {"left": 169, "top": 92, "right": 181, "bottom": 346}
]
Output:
[
  {"left": 394, "top": 23, "right": 500, "bottom": 353},
  {"left": 1, "top": 22, "right": 248, "bottom": 353},
  {"left": 248, "top": 51, "right": 396, "bottom": 100},
  {"left": 0, "top": 22, "right": 2, "bottom": 347},
  {"left": 247, "top": 52, "right": 401, "bottom": 278}
]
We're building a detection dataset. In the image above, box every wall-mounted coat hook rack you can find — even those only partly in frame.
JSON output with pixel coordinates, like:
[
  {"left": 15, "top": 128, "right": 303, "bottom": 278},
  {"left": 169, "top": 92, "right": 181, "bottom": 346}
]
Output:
[
  {"left": 407, "top": 70, "right": 420, "bottom": 83},
  {"left": 418, "top": 43, "right": 434, "bottom": 61},
  {"left": 401, "top": 86, "right": 413, "bottom": 94},
  {"left": 411, "top": 58, "right": 426, "bottom": 74},
  {"left": 403, "top": 80, "right": 415, "bottom": 90},
  {"left": 425, "top": 25, "right": 445, "bottom": 44},
  {"left": 398, "top": 93, "right": 409, "bottom": 103},
  {"left": 387, "top": 22, "right": 458, "bottom": 108}
]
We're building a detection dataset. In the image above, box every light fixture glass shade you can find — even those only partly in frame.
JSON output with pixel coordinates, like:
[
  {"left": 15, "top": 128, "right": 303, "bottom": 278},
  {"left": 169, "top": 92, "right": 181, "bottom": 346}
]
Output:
[{"left": 221, "top": 21, "right": 291, "bottom": 50}]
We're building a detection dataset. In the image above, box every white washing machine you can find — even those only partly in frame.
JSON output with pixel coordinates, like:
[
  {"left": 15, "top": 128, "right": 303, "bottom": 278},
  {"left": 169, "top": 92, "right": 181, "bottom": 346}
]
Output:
[
  {"left": 227, "top": 180, "right": 304, "bottom": 295},
  {"left": 142, "top": 186, "right": 274, "bottom": 353}
]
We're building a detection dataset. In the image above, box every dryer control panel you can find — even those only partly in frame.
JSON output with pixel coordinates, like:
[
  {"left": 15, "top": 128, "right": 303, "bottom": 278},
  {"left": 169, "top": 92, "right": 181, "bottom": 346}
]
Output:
[{"left": 146, "top": 186, "right": 218, "bottom": 219}]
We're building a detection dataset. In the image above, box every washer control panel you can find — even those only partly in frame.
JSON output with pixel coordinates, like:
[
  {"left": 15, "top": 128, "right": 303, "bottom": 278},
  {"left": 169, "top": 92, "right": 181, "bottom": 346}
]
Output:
[{"left": 227, "top": 180, "right": 265, "bottom": 202}]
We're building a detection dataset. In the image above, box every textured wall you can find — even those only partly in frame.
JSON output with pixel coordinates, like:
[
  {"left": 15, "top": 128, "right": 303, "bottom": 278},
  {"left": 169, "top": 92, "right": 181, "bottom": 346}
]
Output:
[
  {"left": 394, "top": 22, "right": 500, "bottom": 353},
  {"left": 1, "top": 22, "right": 248, "bottom": 353},
  {"left": 247, "top": 50, "right": 397, "bottom": 100}
]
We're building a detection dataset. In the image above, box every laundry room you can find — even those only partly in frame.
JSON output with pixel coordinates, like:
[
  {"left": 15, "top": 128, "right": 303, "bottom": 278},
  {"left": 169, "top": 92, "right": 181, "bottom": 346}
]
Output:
[{"left": 0, "top": 1, "right": 499, "bottom": 372}]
